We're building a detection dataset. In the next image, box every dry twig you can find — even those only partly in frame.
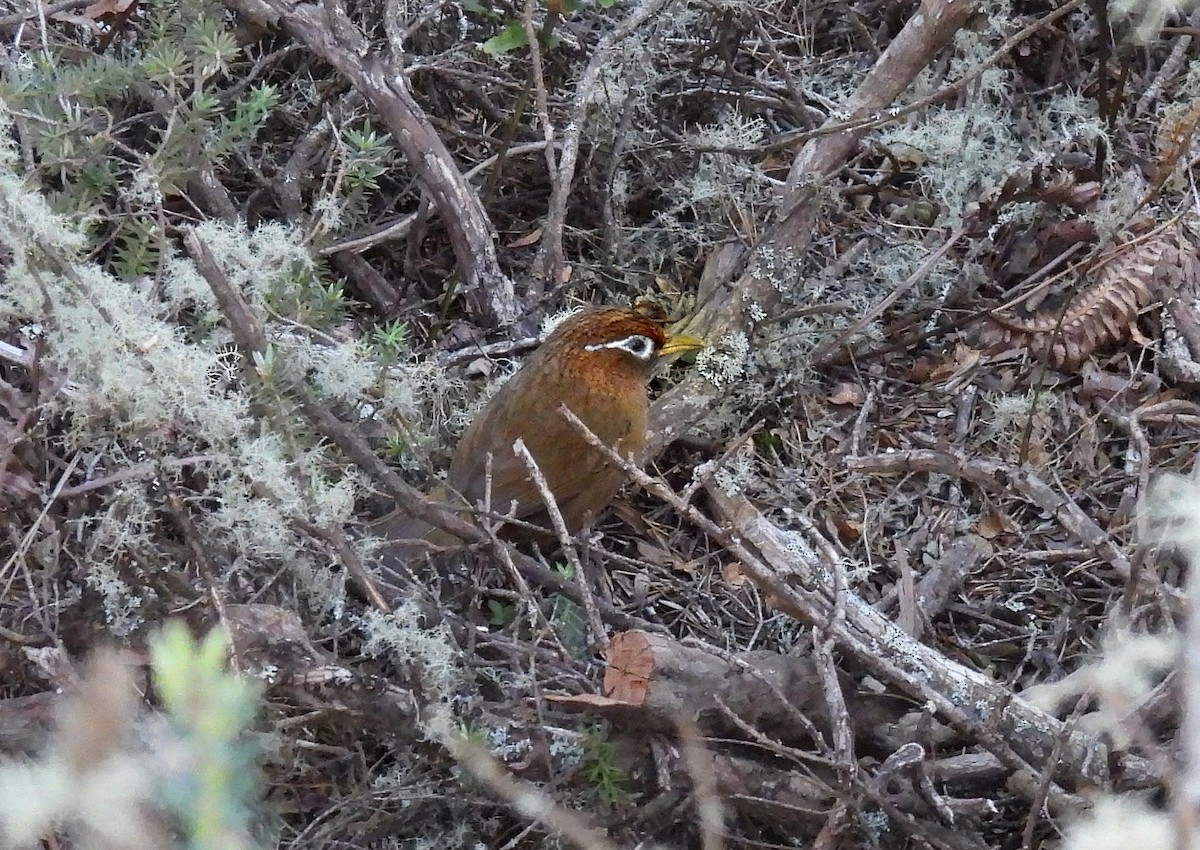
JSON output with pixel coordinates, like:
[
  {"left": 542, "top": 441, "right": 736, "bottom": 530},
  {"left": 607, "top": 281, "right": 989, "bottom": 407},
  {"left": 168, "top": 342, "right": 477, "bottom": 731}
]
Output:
[
  {"left": 557, "top": 406, "right": 1151, "bottom": 807},
  {"left": 512, "top": 437, "right": 608, "bottom": 653},
  {"left": 220, "top": 0, "right": 522, "bottom": 329}
]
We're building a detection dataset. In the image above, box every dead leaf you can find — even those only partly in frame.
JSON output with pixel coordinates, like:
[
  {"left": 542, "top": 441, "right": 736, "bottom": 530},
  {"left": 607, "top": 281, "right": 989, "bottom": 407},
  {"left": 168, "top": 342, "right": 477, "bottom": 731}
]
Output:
[
  {"left": 829, "top": 382, "right": 866, "bottom": 406},
  {"left": 78, "top": 0, "right": 135, "bottom": 20},
  {"left": 507, "top": 226, "right": 543, "bottom": 248},
  {"left": 635, "top": 539, "right": 673, "bottom": 567},
  {"left": 464, "top": 357, "right": 494, "bottom": 378},
  {"left": 910, "top": 356, "right": 936, "bottom": 382},
  {"left": 833, "top": 514, "right": 862, "bottom": 541},
  {"left": 635, "top": 539, "right": 697, "bottom": 573},
  {"left": 976, "top": 509, "right": 1017, "bottom": 540},
  {"left": 722, "top": 562, "right": 746, "bottom": 587},
  {"left": 927, "top": 344, "right": 982, "bottom": 382},
  {"left": 48, "top": 12, "right": 100, "bottom": 27},
  {"left": 653, "top": 275, "right": 686, "bottom": 297},
  {"left": 926, "top": 359, "right": 958, "bottom": 382},
  {"left": 542, "top": 630, "right": 658, "bottom": 708}
]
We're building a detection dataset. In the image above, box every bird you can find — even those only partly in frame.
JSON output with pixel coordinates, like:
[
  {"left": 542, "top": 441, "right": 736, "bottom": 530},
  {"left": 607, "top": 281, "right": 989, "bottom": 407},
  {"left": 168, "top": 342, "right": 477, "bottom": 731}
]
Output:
[{"left": 378, "top": 305, "right": 703, "bottom": 552}]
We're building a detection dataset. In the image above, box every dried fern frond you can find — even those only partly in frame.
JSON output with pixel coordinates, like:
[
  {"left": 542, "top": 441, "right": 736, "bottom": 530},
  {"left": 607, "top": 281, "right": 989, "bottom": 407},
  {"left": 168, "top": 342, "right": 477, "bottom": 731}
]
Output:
[
  {"left": 1154, "top": 101, "right": 1200, "bottom": 189},
  {"left": 1160, "top": 222, "right": 1200, "bottom": 382},
  {"left": 986, "top": 228, "right": 1182, "bottom": 369}
]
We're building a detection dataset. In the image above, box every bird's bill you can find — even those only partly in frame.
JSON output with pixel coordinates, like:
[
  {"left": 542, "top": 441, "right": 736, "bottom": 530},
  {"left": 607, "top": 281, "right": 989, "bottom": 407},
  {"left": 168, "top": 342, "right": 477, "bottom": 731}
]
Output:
[{"left": 659, "top": 333, "right": 705, "bottom": 356}]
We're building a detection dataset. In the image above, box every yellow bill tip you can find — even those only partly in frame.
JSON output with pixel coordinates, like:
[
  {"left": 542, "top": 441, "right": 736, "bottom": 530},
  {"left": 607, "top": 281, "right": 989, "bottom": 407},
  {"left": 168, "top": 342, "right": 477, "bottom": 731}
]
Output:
[{"left": 659, "top": 334, "right": 704, "bottom": 356}]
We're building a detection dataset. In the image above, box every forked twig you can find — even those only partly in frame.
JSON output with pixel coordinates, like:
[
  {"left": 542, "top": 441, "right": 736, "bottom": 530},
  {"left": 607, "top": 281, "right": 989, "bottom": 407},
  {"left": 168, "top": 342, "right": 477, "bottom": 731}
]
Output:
[
  {"left": 536, "top": 0, "right": 672, "bottom": 286},
  {"left": 512, "top": 437, "right": 608, "bottom": 653},
  {"left": 556, "top": 406, "right": 1145, "bottom": 807}
]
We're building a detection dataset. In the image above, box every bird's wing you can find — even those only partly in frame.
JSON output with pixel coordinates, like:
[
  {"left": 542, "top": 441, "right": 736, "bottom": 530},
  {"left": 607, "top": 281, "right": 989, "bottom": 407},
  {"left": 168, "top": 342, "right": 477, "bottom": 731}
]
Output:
[{"left": 455, "top": 406, "right": 638, "bottom": 526}]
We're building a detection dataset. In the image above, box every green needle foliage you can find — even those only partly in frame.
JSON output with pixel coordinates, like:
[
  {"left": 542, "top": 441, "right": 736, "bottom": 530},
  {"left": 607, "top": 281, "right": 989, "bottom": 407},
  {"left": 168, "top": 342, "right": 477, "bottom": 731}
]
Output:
[
  {"left": 0, "top": 0, "right": 277, "bottom": 275},
  {"left": 580, "top": 727, "right": 627, "bottom": 808},
  {"left": 150, "top": 622, "right": 264, "bottom": 850}
]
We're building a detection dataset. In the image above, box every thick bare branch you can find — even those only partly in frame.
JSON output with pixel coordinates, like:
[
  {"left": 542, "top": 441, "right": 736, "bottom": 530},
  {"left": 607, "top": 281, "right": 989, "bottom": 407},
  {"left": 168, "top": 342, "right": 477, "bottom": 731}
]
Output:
[
  {"left": 534, "top": 0, "right": 674, "bottom": 288},
  {"left": 558, "top": 405, "right": 1155, "bottom": 805},
  {"left": 648, "top": 0, "right": 981, "bottom": 453},
  {"left": 222, "top": 0, "right": 521, "bottom": 329}
]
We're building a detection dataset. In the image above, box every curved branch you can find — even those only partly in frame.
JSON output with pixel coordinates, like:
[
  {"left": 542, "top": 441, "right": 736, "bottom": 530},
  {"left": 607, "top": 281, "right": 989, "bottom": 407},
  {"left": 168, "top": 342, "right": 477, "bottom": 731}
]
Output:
[
  {"left": 534, "top": 0, "right": 674, "bottom": 288},
  {"left": 648, "top": 0, "right": 981, "bottom": 451},
  {"left": 223, "top": 0, "right": 521, "bottom": 329}
]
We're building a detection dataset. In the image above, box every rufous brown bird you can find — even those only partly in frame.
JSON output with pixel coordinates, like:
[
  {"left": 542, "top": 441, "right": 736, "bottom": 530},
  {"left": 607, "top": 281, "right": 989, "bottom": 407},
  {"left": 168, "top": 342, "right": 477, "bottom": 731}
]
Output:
[{"left": 380, "top": 306, "right": 703, "bottom": 551}]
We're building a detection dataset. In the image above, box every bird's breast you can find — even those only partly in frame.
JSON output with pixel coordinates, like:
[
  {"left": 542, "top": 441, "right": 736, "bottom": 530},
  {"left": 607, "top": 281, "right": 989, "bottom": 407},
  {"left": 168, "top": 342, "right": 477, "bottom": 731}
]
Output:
[{"left": 558, "top": 374, "right": 647, "bottom": 447}]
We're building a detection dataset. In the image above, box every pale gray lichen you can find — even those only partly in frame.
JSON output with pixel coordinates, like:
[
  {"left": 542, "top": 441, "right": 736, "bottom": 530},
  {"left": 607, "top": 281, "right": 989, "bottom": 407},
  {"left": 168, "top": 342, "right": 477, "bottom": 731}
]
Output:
[
  {"left": 711, "top": 445, "right": 757, "bottom": 497},
  {"left": 694, "top": 331, "right": 749, "bottom": 388}
]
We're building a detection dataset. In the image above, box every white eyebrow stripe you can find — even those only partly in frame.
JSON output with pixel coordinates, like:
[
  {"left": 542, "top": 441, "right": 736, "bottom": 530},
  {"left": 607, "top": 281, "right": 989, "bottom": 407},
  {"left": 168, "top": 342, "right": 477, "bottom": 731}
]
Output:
[{"left": 583, "top": 335, "right": 657, "bottom": 359}]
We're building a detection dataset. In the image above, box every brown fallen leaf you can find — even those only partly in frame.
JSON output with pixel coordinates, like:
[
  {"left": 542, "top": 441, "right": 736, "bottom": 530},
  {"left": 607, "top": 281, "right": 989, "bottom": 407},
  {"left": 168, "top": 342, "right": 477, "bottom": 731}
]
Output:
[
  {"left": 635, "top": 539, "right": 699, "bottom": 574},
  {"left": 976, "top": 508, "right": 1018, "bottom": 540},
  {"left": 829, "top": 382, "right": 866, "bottom": 406},
  {"left": 507, "top": 226, "right": 543, "bottom": 248},
  {"left": 722, "top": 561, "right": 747, "bottom": 587},
  {"left": 602, "top": 630, "right": 654, "bottom": 704}
]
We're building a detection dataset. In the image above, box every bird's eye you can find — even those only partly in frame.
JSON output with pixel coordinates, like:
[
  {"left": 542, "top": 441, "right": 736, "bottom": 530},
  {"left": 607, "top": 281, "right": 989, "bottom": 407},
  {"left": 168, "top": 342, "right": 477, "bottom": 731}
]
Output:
[
  {"left": 585, "top": 334, "right": 658, "bottom": 360},
  {"left": 613, "top": 334, "right": 657, "bottom": 360}
]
